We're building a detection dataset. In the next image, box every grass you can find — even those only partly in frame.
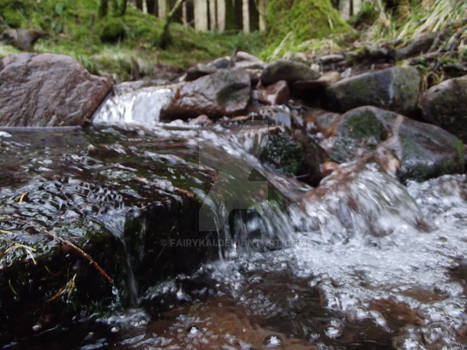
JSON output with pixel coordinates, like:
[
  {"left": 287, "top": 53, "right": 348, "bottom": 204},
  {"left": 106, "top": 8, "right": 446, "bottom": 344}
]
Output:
[{"left": 0, "top": 0, "right": 266, "bottom": 80}]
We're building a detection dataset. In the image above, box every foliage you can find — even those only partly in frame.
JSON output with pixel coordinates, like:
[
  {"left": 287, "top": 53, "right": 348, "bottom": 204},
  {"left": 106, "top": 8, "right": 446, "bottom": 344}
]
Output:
[
  {"left": 262, "top": 0, "right": 352, "bottom": 60},
  {"left": 0, "top": 0, "right": 266, "bottom": 80},
  {"left": 99, "top": 18, "right": 126, "bottom": 43}
]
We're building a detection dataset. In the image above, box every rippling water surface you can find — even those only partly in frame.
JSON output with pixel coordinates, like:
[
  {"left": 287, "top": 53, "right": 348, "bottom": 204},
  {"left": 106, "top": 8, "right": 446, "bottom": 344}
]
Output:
[{"left": 1, "top": 85, "right": 465, "bottom": 349}]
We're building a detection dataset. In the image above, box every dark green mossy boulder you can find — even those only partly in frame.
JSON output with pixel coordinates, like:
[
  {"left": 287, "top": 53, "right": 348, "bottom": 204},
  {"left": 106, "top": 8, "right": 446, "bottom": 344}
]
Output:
[
  {"left": 419, "top": 75, "right": 467, "bottom": 143},
  {"left": 331, "top": 106, "right": 464, "bottom": 182},
  {"left": 325, "top": 67, "right": 421, "bottom": 115}
]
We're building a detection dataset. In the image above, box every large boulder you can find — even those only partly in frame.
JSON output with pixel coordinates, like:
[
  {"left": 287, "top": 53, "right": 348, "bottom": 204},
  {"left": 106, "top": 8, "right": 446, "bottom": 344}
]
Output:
[
  {"left": 325, "top": 67, "right": 421, "bottom": 115},
  {"left": 419, "top": 75, "right": 467, "bottom": 143},
  {"left": 161, "top": 69, "right": 251, "bottom": 120},
  {"left": 330, "top": 106, "right": 464, "bottom": 182},
  {"left": 0, "top": 53, "right": 112, "bottom": 127},
  {"left": 261, "top": 60, "right": 320, "bottom": 86},
  {"left": 0, "top": 127, "right": 220, "bottom": 344}
]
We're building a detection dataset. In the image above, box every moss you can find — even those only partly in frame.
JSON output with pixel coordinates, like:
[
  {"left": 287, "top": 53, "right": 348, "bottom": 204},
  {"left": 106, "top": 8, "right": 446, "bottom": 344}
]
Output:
[
  {"left": 259, "top": 134, "right": 304, "bottom": 175},
  {"left": 262, "top": 0, "right": 351, "bottom": 59},
  {"left": 99, "top": 18, "right": 126, "bottom": 43}
]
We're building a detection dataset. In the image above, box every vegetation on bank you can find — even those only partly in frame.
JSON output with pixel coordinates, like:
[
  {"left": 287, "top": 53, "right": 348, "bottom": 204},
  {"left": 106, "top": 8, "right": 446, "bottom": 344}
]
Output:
[
  {"left": 0, "top": 0, "right": 464, "bottom": 80},
  {"left": 0, "top": 0, "right": 265, "bottom": 80}
]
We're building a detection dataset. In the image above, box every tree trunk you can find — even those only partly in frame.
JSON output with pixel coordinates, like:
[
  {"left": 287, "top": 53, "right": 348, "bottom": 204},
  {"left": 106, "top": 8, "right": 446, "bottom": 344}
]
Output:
[
  {"left": 194, "top": 0, "right": 208, "bottom": 31},
  {"left": 98, "top": 0, "right": 109, "bottom": 17},
  {"left": 257, "top": 0, "right": 266, "bottom": 32},
  {"left": 135, "top": 0, "right": 143, "bottom": 10},
  {"left": 339, "top": 0, "right": 351, "bottom": 19},
  {"left": 217, "top": 0, "right": 226, "bottom": 31},
  {"left": 242, "top": 0, "right": 250, "bottom": 33},
  {"left": 159, "top": 0, "right": 185, "bottom": 48},
  {"left": 353, "top": 0, "right": 362, "bottom": 15},
  {"left": 158, "top": 0, "right": 167, "bottom": 18},
  {"left": 209, "top": 0, "right": 217, "bottom": 30},
  {"left": 146, "top": 0, "right": 156, "bottom": 14}
]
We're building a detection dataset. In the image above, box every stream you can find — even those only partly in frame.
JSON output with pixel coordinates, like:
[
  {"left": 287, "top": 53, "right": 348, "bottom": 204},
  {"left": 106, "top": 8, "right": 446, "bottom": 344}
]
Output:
[{"left": 0, "top": 83, "right": 466, "bottom": 350}]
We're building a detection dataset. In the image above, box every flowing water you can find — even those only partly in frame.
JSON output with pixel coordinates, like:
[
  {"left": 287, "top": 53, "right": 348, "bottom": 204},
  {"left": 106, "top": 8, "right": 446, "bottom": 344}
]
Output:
[{"left": 1, "top": 84, "right": 466, "bottom": 349}]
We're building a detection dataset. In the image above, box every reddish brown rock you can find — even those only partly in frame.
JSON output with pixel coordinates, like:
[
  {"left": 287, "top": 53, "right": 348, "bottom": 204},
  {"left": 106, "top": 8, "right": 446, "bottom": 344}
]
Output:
[
  {"left": 254, "top": 80, "right": 290, "bottom": 105},
  {"left": 161, "top": 69, "right": 251, "bottom": 120},
  {"left": 0, "top": 53, "right": 112, "bottom": 127}
]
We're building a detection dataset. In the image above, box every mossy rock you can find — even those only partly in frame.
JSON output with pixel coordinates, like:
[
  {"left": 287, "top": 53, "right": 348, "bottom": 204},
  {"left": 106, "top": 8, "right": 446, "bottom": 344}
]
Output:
[
  {"left": 99, "top": 18, "right": 126, "bottom": 43},
  {"left": 331, "top": 106, "right": 464, "bottom": 182},
  {"left": 419, "top": 75, "right": 467, "bottom": 143},
  {"left": 325, "top": 66, "right": 421, "bottom": 115}
]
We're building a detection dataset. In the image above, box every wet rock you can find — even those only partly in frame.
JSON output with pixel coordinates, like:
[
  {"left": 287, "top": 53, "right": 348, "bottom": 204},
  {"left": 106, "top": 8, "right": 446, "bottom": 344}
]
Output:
[
  {"left": 161, "top": 69, "right": 251, "bottom": 120},
  {"left": 0, "top": 53, "right": 112, "bottom": 127},
  {"left": 325, "top": 66, "right": 420, "bottom": 115},
  {"left": 261, "top": 60, "right": 320, "bottom": 86},
  {"left": 419, "top": 75, "right": 467, "bottom": 142},
  {"left": 258, "top": 128, "right": 325, "bottom": 186},
  {"left": 0, "top": 128, "right": 218, "bottom": 344},
  {"left": 330, "top": 106, "right": 464, "bottom": 182},
  {"left": 0, "top": 28, "right": 46, "bottom": 51},
  {"left": 396, "top": 32, "right": 437, "bottom": 59},
  {"left": 253, "top": 80, "right": 290, "bottom": 105},
  {"left": 188, "top": 114, "right": 212, "bottom": 126}
]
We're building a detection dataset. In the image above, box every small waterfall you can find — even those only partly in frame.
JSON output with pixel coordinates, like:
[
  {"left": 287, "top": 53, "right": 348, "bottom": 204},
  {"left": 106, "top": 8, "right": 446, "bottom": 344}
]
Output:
[{"left": 93, "top": 83, "right": 175, "bottom": 127}]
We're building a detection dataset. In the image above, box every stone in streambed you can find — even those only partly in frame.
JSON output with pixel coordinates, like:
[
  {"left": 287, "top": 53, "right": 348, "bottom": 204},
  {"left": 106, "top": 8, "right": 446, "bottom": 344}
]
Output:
[
  {"left": 253, "top": 80, "right": 290, "bottom": 105},
  {"left": 0, "top": 53, "right": 112, "bottom": 127},
  {"left": 419, "top": 75, "right": 467, "bottom": 143},
  {"left": 261, "top": 59, "right": 320, "bottom": 86},
  {"left": 330, "top": 106, "right": 464, "bottom": 182},
  {"left": 161, "top": 69, "right": 251, "bottom": 120},
  {"left": 325, "top": 66, "right": 420, "bottom": 115}
]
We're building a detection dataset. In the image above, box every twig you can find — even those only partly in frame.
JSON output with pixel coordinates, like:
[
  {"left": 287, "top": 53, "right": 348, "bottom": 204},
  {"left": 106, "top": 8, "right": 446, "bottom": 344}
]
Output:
[{"left": 0, "top": 216, "right": 113, "bottom": 284}]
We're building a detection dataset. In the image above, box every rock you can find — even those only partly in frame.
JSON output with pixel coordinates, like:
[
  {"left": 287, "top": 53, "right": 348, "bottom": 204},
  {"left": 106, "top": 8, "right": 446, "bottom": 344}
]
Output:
[
  {"left": 258, "top": 128, "right": 325, "bottom": 186},
  {"left": 325, "top": 66, "right": 421, "bottom": 115},
  {"left": 0, "top": 127, "right": 221, "bottom": 344},
  {"left": 0, "top": 53, "right": 112, "bottom": 127},
  {"left": 185, "top": 63, "right": 217, "bottom": 81},
  {"left": 261, "top": 60, "right": 320, "bottom": 86},
  {"left": 161, "top": 69, "right": 251, "bottom": 120},
  {"left": 291, "top": 72, "right": 340, "bottom": 102},
  {"left": 253, "top": 80, "right": 290, "bottom": 105},
  {"left": 419, "top": 75, "right": 467, "bottom": 142},
  {"left": 396, "top": 33, "right": 437, "bottom": 59},
  {"left": 291, "top": 80, "right": 327, "bottom": 101},
  {"left": 0, "top": 29, "right": 46, "bottom": 51},
  {"left": 189, "top": 114, "right": 212, "bottom": 126},
  {"left": 234, "top": 51, "right": 265, "bottom": 70},
  {"left": 330, "top": 106, "right": 464, "bottom": 182},
  {"left": 185, "top": 56, "right": 233, "bottom": 81},
  {"left": 318, "top": 54, "right": 345, "bottom": 65}
]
